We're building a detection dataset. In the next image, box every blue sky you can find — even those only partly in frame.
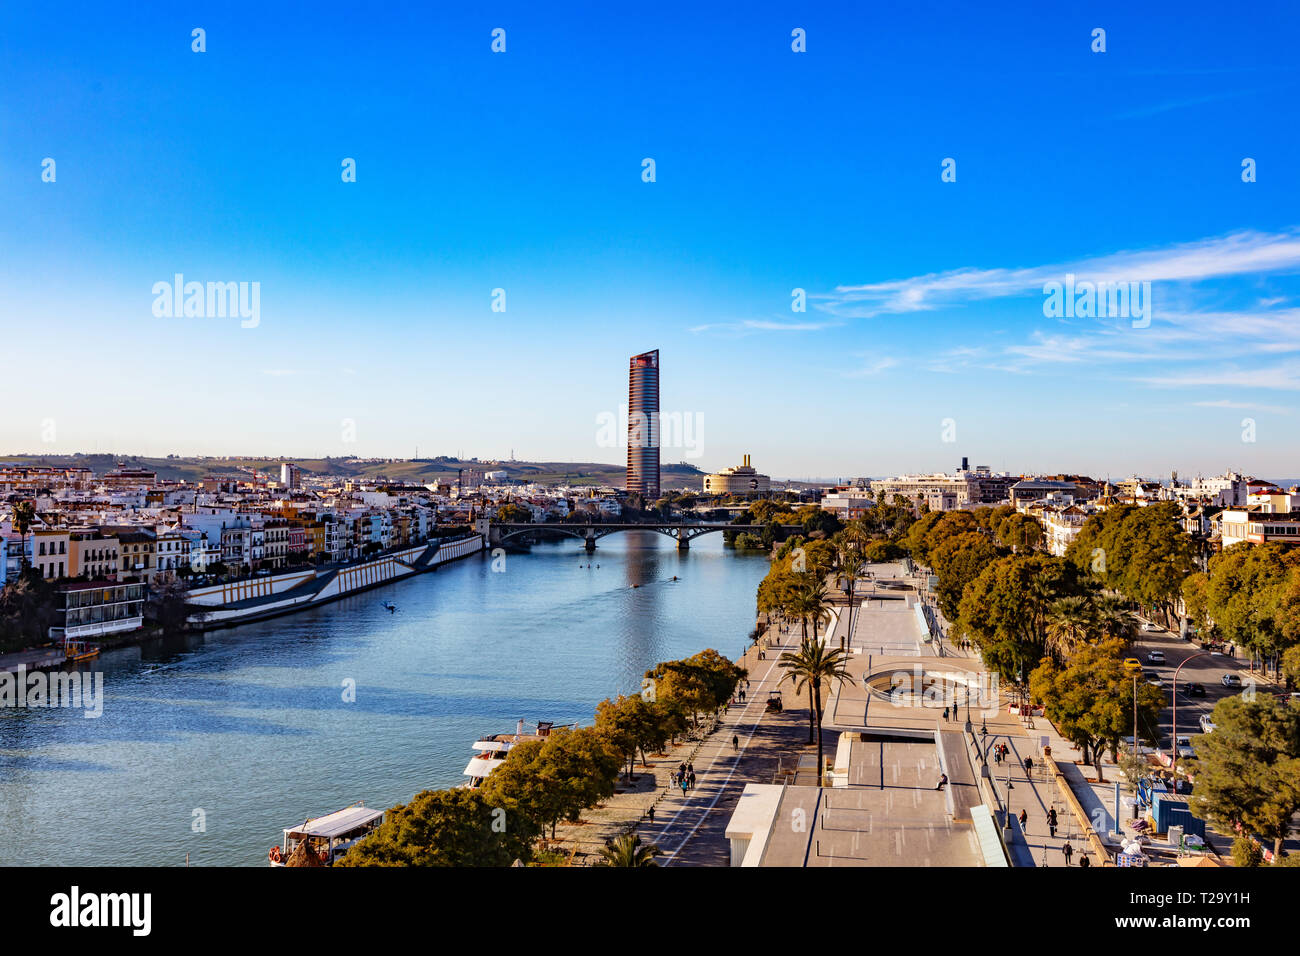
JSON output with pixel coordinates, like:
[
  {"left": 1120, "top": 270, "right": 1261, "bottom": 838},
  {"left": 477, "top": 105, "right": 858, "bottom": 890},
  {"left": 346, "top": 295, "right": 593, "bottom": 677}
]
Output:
[{"left": 3, "top": 1, "right": 1298, "bottom": 481}]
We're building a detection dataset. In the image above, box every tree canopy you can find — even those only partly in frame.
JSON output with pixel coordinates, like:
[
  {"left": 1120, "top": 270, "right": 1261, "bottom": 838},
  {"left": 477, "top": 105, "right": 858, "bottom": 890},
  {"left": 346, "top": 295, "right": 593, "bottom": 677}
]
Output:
[{"left": 337, "top": 787, "right": 536, "bottom": 866}]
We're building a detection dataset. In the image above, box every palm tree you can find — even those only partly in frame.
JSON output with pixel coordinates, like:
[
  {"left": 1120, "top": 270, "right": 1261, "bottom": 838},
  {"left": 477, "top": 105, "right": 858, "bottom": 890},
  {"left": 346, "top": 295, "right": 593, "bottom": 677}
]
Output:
[
  {"left": 837, "top": 547, "right": 865, "bottom": 650},
  {"left": 596, "top": 832, "right": 661, "bottom": 867},
  {"left": 1044, "top": 595, "right": 1095, "bottom": 661},
  {"left": 1096, "top": 594, "right": 1139, "bottom": 646},
  {"left": 11, "top": 500, "right": 36, "bottom": 571},
  {"left": 796, "top": 575, "right": 832, "bottom": 642},
  {"left": 778, "top": 637, "right": 853, "bottom": 783}
]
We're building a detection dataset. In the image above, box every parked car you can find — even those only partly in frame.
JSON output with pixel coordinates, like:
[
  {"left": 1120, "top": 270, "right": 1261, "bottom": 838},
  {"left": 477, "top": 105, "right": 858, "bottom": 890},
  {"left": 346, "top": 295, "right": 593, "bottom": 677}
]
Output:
[
  {"left": 1144, "top": 672, "right": 1164, "bottom": 687},
  {"left": 1221, "top": 673, "right": 1242, "bottom": 688},
  {"left": 1182, "top": 682, "right": 1206, "bottom": 698},
  {"left": 1147, "top": 650, "right": 1166, "bottom": 664},
  {"left": 1141, "top": 622, "right": 1160, "bottom": 632},
  {"left": 1199, "top": 714, "right": 1217, "bottom": 733},
  {"left": 1175, "top": 736, "right": 1196, "bottom": 759},
  {"left": 1123, "top": 658, "right": 1143, "bottom": 672}
]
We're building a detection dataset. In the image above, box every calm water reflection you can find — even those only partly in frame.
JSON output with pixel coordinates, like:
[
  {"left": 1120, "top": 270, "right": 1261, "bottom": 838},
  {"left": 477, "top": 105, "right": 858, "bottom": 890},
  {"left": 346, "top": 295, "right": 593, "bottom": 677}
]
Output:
[{"left": 0, "top": 532, "right": 766, "bottom": 866}]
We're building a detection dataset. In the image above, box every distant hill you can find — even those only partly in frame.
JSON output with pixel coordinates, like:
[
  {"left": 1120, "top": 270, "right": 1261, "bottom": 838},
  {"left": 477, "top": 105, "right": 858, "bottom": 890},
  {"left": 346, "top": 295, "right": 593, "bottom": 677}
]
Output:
[{"left": 0, "top": 453, "right": 706, "bottom": 489}]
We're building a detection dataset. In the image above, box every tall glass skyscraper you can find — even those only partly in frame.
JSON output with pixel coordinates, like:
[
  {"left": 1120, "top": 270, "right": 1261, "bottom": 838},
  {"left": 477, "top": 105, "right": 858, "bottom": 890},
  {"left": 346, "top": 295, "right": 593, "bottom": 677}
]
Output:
[{"left": 626, "top": 350, "right": 660, "bottom": 499}]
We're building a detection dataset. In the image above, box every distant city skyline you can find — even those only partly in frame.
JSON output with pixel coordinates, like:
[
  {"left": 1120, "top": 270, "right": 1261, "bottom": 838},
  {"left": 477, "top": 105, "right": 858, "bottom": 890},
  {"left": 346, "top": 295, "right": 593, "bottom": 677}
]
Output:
[{"left": 5, "top": 2, "right": 1299, "bottom": 477}]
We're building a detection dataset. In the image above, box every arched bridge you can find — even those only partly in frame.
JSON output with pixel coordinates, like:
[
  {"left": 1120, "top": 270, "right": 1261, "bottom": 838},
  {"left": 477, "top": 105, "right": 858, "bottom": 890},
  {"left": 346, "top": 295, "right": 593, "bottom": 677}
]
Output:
[{"left": 485, "top": 521, "right": 803, "bottom": 551}]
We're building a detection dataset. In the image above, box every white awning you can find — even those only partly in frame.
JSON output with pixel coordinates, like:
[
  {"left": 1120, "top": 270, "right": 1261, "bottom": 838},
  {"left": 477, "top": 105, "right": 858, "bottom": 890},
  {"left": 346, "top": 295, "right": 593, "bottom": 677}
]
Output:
[{"left": 285, "top": 805, "right": 383, "bottom": 839}]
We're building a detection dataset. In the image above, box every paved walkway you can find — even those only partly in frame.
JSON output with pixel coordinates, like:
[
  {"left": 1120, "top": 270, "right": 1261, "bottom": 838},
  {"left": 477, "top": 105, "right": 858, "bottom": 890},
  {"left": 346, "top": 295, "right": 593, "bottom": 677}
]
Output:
[
  {"left": 642, "top": 621, "right": 817, "bottom": 866},
  {"left": 548, "top": 615, "right": 817, "bottom": 865}
]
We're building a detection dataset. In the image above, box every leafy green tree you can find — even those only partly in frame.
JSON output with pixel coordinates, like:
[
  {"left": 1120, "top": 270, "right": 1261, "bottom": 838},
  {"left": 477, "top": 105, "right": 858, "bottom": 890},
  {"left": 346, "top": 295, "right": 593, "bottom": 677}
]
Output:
[
  {"left": 863, "top": 539, "right": 905, "bottom": 562},
  {"left": 1181, "top": 571, "right": 1210, "bottom": 635},
  {"left": 996, "top": 513, "right": 1044, "bottom": 553},
  {"left": 0, "top": 571, "right": 59, "bottom": 654},
  {"left": 930, "top": 531, "right": 1000, "bottom": 622},
  {"left": 1232, "top": 836, "right": 1264, "bottom": 868},
  {"left": 797, "top": 506, "right": 842, "bottom": 538},
  {"left": 645, "top": 649, "right": 745, "bottom": 729},
  {"left": 1282, "top": 645, "right": 1300, "bottom": 689},
  {"left": 495, "top": 503, "right": 531, "bottom": 523},
  {"left": 595, "top": 694, "right": 669, "bottom": 779},
  {"left": 1190, "top": 696, "right": 1300, "bottom": 859},
  {"left": 778, "top": 637, "right": 853, "bottom": 782},
  {"left": 1029, "top": 640, "right": 1163, "bottom": 781},
  {"left": 337, "top": 788, "right": 536, "bottom": 866},
  {"left": 480, "top": 726, "right": 621, "bottom": 840},
  {"left": 1205, "top": 543, "right": 1298, "bottom": 670},
  {"left": 956, "top": 554, "right": 1084, "bottom": 682},
  {"left": 1067, "top": 503, "right": 1194, "bottom": 621},
  {"left": 901, "top": 511, "right": 944, "bottom": 565},
  {"left": 146, "top": 576, "right": 192, "bottom": 634},
  {"left": 924, "top": 510, "right": 982, "bottom": 556},
  {"left": 596, "top": 832, "right": 661, "bottom": 867}
]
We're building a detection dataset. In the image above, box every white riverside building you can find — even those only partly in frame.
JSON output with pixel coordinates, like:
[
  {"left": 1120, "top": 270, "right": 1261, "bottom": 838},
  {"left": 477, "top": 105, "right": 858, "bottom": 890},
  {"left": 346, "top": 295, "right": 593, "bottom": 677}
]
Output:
[{"left": 702, "top": 455, "right": 770, "bottom": 495}]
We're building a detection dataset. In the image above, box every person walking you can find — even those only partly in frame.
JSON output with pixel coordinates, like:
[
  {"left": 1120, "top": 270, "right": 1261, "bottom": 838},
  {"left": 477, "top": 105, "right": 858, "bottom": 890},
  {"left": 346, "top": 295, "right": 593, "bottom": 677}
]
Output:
[
  {"left": 733, "top": 734, "right": 740, "bottom": 752},
  {"left": 1024, "top": 755, "right": 1033, "bottom": 777},
  {"left": 1078, "top": 853, "right": 1090, "bottom": 869},
  {"left": 688, "top": 770, "right": 697, "bottom": 790},
  {"left": 669, "top": 770, "right": 677, "bottom": 788},
  {"left": 1018, "top": 808, "right": 1028, "bottom": 830},
  {"left": 1047, "top": 807, "right": 1058, "bottom": 839},
  {"left": 680, "top": 777, "right": 688, "bottom": 796},
  {"left": 1062, "top": 841, "right": 1074, "bottom": 866},
  {"left": 647, "top": 805, "right": 655, "bottom": 825}
]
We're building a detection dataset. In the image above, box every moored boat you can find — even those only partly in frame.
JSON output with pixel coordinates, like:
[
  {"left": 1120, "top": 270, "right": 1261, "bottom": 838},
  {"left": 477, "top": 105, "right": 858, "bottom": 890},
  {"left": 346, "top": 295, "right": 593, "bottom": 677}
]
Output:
[
  {"left": 462, "top": 719, "right": 574, "bottom": 788},
  {"left": 268, "top": 802, "right": 384, "bottom": 866}
]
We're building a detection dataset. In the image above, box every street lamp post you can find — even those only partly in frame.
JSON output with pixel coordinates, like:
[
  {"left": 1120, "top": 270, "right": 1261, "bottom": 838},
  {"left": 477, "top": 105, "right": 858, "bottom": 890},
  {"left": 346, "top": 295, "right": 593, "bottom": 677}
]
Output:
[{"left": 1170, "top": 651, "right": 1212, "bottom": 782}]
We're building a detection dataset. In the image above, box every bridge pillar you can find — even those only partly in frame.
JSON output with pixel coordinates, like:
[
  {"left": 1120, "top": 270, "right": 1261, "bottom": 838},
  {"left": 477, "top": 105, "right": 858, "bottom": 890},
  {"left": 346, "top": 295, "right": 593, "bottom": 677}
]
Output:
[
  {"left": 584, "top": 530, "right": 597, "bottom": 552},
  {"left": 677, "top": 534, "right": 689, "bottom": 551}
]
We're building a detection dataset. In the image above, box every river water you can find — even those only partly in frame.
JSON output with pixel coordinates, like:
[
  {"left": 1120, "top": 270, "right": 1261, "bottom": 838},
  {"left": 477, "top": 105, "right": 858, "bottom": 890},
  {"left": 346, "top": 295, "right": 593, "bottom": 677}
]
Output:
[{"left": 0, "top": 533, "right": 768, "bottom": 866}]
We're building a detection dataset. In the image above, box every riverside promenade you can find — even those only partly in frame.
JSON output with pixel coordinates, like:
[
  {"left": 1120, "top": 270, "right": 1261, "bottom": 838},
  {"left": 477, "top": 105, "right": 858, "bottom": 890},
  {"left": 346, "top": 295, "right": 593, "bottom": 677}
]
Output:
[{"left": 551, "top": 614, "right": 823, "bottom": 865}]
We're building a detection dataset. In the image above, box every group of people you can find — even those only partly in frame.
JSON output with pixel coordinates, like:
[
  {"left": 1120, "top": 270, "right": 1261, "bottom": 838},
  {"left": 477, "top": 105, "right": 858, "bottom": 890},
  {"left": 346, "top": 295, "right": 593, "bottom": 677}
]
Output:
[{"left": 670, "top": 762, "right": 697, "bottom": 795}]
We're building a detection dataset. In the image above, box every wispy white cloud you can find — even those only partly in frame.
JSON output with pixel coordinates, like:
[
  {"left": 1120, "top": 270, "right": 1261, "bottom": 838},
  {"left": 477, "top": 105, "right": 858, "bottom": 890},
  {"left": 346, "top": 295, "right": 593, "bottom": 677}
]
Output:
[
  {"left": 843, "top": 356, "right": 898, "bottom": 378},
  {"left": 689, "top": 318, "right": 842, "bottom": 334},
  {"left": 1140, "top": 363, "right": 1300, "bottom": 391},
  {"left": 1192, "top": 399, "right": 1293, "bottom": 415},
  {"left": 818, "top": 229, "right": 1300, "bottom": 319}
]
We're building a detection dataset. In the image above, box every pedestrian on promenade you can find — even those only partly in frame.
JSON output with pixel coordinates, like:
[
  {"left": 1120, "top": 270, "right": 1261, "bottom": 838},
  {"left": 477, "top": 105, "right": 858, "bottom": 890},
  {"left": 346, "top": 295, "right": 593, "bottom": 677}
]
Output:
[
  {"left": 1062, "top": 841, "right": 1074, "bottom": 866},
  {"left": 680, "top": 777, "right": 688, "bottom": 796},
  {"left": 935, "top": 773, "right": 948, "bottom": 790},
  {"left": 679, "top": 762, "right": 686, "bottom": 775},
  {"left": 733, "top": 734, "right": 739, "bottom": 751},
  {"left": 1047, "top": 808, "right": 1058, "bottom": 838},
  {"left": 1018, "top": 808, "right": 1028, "bottom": 830},
  {"left": 1024, "top": 756, "right": 1033, "bottom": 776},
  {"left": 1078, "top": 853, "right": 1090, "bottom": 869},
  {"left": 669, "top": 771, "right": 677, "bottom": 788},
  {"left": 647, "top": 806, "right": 655, "bottom": 825},
  {"left": 688, "top": 762, "right": 694, "bottom": 775},
  {"left": 942, "top": 706, "right": 949, "bottom": 721}
]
